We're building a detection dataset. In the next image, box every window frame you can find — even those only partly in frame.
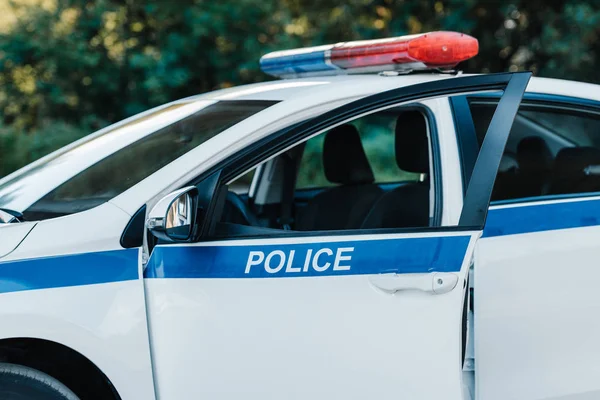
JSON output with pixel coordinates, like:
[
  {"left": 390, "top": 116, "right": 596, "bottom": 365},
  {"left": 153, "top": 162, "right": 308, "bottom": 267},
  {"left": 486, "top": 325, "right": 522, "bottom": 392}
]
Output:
[
  {"left": 200, "top": 102, "right": 443, "bottom": 240},
  {"left": 174, "top": 73, "right": 529, "bottom": 242}
]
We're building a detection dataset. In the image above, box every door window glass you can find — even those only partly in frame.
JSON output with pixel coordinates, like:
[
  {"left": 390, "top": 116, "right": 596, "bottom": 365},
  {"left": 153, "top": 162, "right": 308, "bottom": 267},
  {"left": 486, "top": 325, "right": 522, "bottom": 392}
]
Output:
[
  {"left": 519, "top": 110, "right": 600, "bottom": 147},
  {"left": 229, "top": 168, "right": 256, "bottom": 195},
  {"left": 469, "top": 100, "right": 600, "bottom": 201},
  {"left": 216, "top": 107, "right": 433, "bottom": 236},
  {"left": 295, "top": 111, "right": 423, "bottom": 190}
]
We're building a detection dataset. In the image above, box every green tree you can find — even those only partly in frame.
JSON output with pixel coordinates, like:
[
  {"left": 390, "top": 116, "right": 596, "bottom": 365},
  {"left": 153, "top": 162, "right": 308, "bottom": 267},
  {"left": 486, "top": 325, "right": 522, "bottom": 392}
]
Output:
[{"left": 1, "top": 0, "right": 600, "bottom": 178}]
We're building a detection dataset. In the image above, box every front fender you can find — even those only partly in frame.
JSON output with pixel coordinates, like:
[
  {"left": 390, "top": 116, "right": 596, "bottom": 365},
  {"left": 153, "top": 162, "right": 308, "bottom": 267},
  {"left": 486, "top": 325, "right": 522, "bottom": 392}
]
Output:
[
  {"left": 0, "top": 279, "right": 155, "bottom": 400},
  {"left": 0, "top": 222, "right": 36, "bottom": 259}
]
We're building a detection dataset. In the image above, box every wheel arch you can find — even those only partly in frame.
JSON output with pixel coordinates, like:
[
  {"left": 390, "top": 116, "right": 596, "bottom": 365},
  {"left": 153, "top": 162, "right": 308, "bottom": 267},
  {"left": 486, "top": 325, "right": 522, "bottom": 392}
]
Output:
[{"left": 0, "top": 337, "right": 121, "bottom": 400}]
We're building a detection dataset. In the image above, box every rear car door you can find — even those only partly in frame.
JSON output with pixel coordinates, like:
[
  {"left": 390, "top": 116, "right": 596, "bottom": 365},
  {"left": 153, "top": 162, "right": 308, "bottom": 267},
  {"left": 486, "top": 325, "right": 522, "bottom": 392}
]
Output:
[
  {"left": 459, "top": 93, "right": 600, "bottom": 400},
  {"left": 143, "top": 73, "right": 530, "bottom": 399}
]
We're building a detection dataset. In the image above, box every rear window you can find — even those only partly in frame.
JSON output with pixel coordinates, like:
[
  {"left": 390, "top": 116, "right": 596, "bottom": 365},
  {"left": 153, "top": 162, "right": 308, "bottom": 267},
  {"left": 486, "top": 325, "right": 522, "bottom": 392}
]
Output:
[
  {"left": 22, "top": 100, "right": 276, "bottom": 220},
  {"left": 468, "top": 98, "right": 600, "bottom": 202},
  {"left": 519, "top": 110, "right": 600, "bottom": 147}
]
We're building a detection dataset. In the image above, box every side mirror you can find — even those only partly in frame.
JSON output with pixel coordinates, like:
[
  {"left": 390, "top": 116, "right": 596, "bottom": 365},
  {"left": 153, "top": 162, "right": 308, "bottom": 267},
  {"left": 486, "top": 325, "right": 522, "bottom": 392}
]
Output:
[{"left": 146, "top": 186, "right": 198, "bottom": 242}]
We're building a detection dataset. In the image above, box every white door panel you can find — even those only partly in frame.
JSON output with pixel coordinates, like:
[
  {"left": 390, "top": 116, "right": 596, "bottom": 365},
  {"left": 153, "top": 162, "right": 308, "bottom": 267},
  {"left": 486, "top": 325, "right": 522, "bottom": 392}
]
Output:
[
  {"left": 476, "top": 197, "right": 600, "bottom": 400},
  {"left": 146, "top": 232, "right": 478, "bottom": 399},
  {"left": 147, "top": 277, "right": 465, "bottom": 399}
]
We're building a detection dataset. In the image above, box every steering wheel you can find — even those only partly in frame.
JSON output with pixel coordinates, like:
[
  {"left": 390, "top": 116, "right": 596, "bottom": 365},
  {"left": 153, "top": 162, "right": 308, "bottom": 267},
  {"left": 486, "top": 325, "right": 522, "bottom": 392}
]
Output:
[{"left": 222, "top": 191, "right": 259, "bottom": 226}]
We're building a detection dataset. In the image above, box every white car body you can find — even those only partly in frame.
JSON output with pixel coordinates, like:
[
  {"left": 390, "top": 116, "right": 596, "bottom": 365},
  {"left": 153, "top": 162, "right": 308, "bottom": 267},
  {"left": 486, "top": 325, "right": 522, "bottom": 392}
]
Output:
[{"left": 1, "top": 71, "right": 600, "bottom": 400}]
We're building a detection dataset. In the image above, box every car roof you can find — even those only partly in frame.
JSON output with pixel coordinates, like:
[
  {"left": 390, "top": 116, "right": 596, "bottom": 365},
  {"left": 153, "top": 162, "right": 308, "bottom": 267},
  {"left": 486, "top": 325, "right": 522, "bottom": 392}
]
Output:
[
  {"left": 182, "top": 74, "right": 600, "bottom": 103},
  {"left": 184, "top": 74, "right": 453, "bottom": 101}
]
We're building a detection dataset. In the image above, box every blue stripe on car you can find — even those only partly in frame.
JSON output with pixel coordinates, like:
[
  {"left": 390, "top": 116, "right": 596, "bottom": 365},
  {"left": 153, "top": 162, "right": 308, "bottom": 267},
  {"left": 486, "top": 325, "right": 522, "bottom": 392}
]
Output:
[
  {"left": 484, "top": 198, "right": 600, "bottom": 238},
  {"left": 4, "top": 197, "right": 599, "bottom": 294},
  {"left": 0, "top": 249, "right": 139, "bottom": 294},
  {"left": 144, "top": 235, "right": 471, "bottom": 279}
]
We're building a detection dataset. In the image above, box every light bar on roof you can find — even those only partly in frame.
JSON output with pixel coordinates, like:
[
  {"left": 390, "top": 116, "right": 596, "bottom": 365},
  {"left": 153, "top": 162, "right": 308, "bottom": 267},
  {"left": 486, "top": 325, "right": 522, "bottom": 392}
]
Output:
[{"left": 260, "top": 31, "right": 479, "bottom": 79}]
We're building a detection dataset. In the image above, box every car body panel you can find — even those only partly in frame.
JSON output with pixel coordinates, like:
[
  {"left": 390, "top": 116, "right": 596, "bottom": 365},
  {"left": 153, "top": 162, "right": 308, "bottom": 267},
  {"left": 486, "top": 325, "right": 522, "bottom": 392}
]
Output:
[{"left": 0, "top": 222, "right": 36, "bottom": 259}]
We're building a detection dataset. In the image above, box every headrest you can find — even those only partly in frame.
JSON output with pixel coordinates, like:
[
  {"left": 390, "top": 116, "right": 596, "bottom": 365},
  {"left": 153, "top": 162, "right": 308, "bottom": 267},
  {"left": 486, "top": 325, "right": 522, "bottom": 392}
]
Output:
[
  {"left": 554, "top": 147, "right": 600, "bottom": 173},
  {"left": 395, "top": 111, "right": 429, "bottom": 173},
  {"left": 516, "top": 136, "right": 552, "bottom": 172},
  {"left": 550, "top": 146, "right": 600, "bottom": 194},
  {"left": 323, "top": 124, "right": 374, "bottom": 185}
]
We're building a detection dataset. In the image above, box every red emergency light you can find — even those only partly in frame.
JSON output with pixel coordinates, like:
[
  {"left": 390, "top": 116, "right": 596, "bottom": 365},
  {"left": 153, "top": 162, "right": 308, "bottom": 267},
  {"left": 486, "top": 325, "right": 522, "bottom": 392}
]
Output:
[{"left": 260, "top": 31, "right": 479, "bottom": 78}]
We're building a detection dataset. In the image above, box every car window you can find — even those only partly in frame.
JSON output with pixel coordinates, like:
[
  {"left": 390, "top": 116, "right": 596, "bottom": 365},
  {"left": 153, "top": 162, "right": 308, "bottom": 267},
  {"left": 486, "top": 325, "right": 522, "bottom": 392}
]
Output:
[
  {"left": 519, "top": 110, "right": 600, "bottom": 147},
  {"left": 469, "top": 99, "right": 600, "bottom": 202},
  {"left": 17, "top": 100, "right": 276, "bottom": 221},
  {"left": 216, "top": 106, "right": 434, "bottom": 236},
  {"left": 295, "top": 111, "right": 423, "bottom": 189},
  {"left": 228, "top": 168, "right": 256, "bottom": 195}
]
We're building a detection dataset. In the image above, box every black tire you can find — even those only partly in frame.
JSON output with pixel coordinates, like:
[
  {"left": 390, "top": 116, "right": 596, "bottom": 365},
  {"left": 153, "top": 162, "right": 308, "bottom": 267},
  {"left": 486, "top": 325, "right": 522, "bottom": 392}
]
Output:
[{"left": 0, "top": 363, "right": 80, "bottom": 400}]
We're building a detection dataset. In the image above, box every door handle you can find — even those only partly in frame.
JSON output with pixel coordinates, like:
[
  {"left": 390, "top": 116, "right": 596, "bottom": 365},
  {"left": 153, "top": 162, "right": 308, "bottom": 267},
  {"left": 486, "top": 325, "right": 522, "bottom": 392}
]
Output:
[{"left": 370, "top": 272, "right": 459, "bottom": 295}]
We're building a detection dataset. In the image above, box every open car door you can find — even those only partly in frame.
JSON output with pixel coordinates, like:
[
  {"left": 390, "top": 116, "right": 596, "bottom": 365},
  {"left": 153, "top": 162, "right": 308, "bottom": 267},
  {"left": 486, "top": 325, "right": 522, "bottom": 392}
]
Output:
[{"left": 143, "top": 72, "right": 531, "bottom": 400}]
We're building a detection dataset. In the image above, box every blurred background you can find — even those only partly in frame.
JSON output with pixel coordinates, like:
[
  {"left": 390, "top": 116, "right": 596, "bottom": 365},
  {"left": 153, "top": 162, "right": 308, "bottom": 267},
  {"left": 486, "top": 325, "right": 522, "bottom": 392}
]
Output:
[{"left": 1, "top": 0, "right": 599, "bottom": 179}]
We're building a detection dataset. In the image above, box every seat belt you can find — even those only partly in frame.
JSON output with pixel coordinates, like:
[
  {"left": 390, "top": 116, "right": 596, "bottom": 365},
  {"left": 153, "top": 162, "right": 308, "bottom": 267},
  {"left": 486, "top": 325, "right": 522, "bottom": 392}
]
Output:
[{"left": 278, "top": 154, "right": 296, "bottom": 230}]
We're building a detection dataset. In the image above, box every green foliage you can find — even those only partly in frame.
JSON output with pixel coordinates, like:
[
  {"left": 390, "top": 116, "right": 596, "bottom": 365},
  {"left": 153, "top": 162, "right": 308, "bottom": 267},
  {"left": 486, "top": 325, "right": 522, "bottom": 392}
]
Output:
[
  {"left": 1, "top": 0, "right": 600, "bottom": 178},
  {"left": 0, "top": 120, "right": 84, "bottom": 175}
]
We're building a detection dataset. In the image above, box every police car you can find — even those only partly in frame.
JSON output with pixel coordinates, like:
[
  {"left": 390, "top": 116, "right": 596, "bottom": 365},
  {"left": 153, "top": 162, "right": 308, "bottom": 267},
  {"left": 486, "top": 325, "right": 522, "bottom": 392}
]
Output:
[{"left": 0, "top": 31, "right": 599, "bottom": 400}]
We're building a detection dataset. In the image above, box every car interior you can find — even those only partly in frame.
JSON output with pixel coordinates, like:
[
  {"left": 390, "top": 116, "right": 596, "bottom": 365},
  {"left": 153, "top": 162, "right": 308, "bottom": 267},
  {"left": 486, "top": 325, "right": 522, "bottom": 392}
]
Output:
[{"left": 214, "top": 107, "right": 433, "bottom": 237}]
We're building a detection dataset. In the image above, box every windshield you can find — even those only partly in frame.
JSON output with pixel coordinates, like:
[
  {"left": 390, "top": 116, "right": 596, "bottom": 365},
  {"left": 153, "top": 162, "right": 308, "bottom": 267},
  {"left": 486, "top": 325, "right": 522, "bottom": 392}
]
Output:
[{"left": 0, "top": 100, "right": 276, "bottom": 220}]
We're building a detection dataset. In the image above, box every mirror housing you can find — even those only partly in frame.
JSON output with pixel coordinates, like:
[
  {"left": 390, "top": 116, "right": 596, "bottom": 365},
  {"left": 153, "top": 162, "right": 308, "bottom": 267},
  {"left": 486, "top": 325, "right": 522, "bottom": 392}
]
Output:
[{"left": 147, "top": 186, "right": 199, "bottom": 242}]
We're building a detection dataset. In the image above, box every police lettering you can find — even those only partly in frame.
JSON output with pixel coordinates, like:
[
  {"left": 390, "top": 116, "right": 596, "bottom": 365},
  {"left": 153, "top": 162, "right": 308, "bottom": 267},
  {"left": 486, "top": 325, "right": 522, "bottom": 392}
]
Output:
[{"left": 245, "top": 247, "right": 354, "bottom": 274}]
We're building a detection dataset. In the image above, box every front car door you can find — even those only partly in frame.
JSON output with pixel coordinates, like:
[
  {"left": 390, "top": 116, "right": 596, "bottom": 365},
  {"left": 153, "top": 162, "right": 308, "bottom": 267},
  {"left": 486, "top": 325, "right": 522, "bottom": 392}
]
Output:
[{"left": 143, "top": 73, "right": 530, "bottom": 399}]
